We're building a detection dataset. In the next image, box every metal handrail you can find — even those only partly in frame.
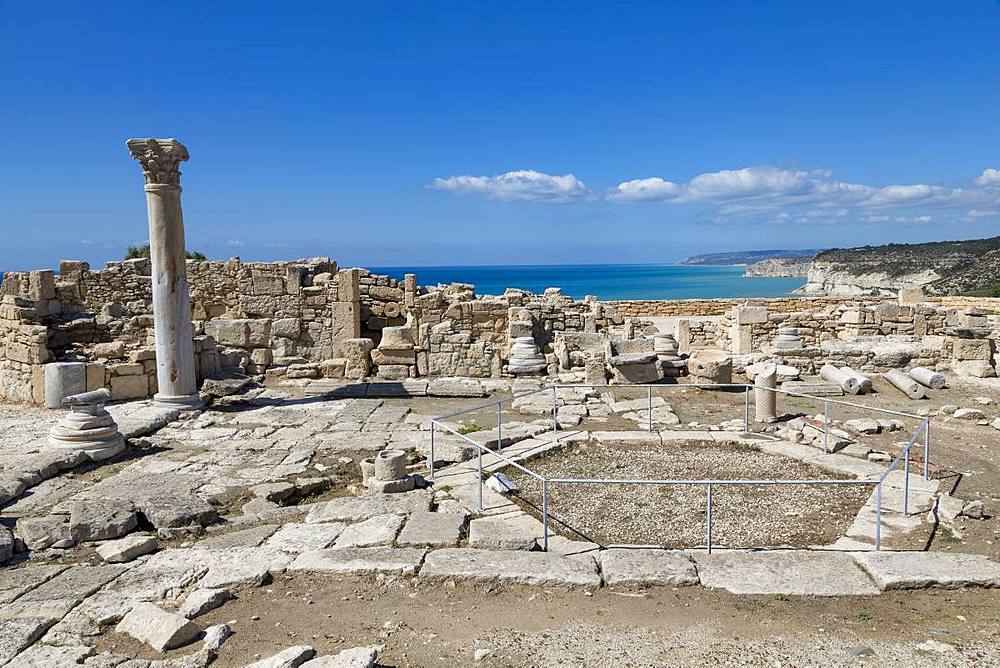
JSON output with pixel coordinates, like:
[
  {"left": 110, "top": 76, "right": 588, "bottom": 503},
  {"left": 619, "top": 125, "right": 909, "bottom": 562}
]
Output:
[{"left": 428, "top": 381, "right": 933, "bottom": 553}]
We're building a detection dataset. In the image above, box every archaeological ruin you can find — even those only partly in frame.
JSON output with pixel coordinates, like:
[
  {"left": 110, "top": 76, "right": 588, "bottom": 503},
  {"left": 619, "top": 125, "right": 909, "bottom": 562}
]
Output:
[{"left": 1, "top": 140, "right": 999, "bottom": 666}]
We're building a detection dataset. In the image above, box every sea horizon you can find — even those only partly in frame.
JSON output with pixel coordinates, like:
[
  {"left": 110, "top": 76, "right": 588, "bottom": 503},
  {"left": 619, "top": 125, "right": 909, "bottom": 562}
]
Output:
[{"left": 370, "top": 263, "right": 805, "bottom": 301}]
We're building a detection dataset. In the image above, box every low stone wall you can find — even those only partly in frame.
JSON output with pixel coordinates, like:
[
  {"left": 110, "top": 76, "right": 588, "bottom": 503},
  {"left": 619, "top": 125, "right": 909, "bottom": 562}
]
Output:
[{"left": 610, "top": 296, "right": 895, "bottom": 318}]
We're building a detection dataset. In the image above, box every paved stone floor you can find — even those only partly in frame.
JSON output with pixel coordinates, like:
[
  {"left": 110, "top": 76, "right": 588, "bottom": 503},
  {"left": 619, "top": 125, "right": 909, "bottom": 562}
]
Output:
[{"left": 1, "top": 380, "right": 999, "bottom": 666}]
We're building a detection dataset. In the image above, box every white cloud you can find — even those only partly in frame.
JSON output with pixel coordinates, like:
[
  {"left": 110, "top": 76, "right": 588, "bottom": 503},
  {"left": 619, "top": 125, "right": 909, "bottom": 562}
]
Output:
[
  {"left": 976, "top": 168, "right": 1000, "bottom": 186},
  {"left": 607, "top": 165, "right": 1000, "bottom": 224},
  {"left": 432, "top": 163, "right": 1000, "bottom": 225},
  {"left": 226, "top": 240, "right": 245, "bottom": 247},
  {"left": 428, "top": 169, "right": 589, "bottom": 203},
  {"left": 607, "top": 177, "right": 681, "bottom": 202}
]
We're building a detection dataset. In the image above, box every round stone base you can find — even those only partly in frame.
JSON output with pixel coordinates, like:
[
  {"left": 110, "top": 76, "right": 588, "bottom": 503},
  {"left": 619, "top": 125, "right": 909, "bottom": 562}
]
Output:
[
  {"left": 154, "top": 392, "right": 205, "bottom": 410},
  {"left": 47, "top": 433, "right": 125, "bottom": 461}
]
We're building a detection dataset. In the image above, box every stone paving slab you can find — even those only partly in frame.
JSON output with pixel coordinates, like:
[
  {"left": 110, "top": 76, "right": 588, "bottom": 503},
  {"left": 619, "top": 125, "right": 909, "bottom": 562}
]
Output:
[
  {"left": 141, "top": 546, "right": 292, "bottom": 590},
  {"left": 0, "top": 617, "right": 59, "bottom": 666},
  {"left": 396, "top": 511, "right": 466, "bottom": 547},
  {"left": 444, "top": 482, "right": 518, "bottom": 517},
  {"left": 304, "top": 491, "right": 431, "bottom": 523},
  {"left": 468, "top": 512, "right": 544, "bottom": 550},
  {"left": 333, "top": 513, "right": 405, "bottom": 549},
  {"left": 0, "top": 565, "right": 67, "bottom": 604},
  {"left": 196, "top": 523, "right": 279, "bottom": 549},
  {"left": 803, "top": 453, "right": 885, "bottom": 479},
  {"left": 288, "top": 547, "right": 426, "bottom": 575},
  {"left": 109, "top": 404, "right": 182, "bottom": 439},
  {"left": 601, "top": 548, "right": 699, "bottom": 587},
  {"left": 692, "top": 550, "right": 880, "bottom": 596},
  {"left": 853, "top": 551, "right": 1000, "bottom": 590},
  {"left": 17, "top": 564, "right": 129, "bottom": 605},
  {"left": 264, "top": 522, "right": 346, "bottom": 553},
  {"left": 846, "top": 504, "right": 927, "bottom": 543},
  {"left": 420, "top": 548, "right": 601, "bottom": 588}
]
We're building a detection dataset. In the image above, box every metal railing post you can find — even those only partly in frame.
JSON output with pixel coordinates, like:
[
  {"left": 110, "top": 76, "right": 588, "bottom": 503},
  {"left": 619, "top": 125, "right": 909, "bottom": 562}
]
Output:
[
  {"left": 875, "top": 482, "right": 882, "bottom": 551},
  {"left": 429, "top": 422, "right": 435, "bottom": 478},
  {"left": 542, "top": 479, "right": 549, "bottom": 551},
  {"left": 903, "top": 446, "right": 910, "bottom": 515},
  {"left": 923, "top": 419, "right": 931, "bottom": 480},
  {"left": 706, "top": 482, "right": 713, "bottom": 555},
  {"left": 497, "top": 402, "right": 503, "bottom": 451},
  {"left": 823, "top": 399, "right": 830, "bottom": 454},
  {"left": 647, "top": 386, "right": 653, "bottom": 432},
  {"left": 552, "top": 386, "right": 559, "bottom": 432},
  {"left": 477, "top": 446, "right": 483, "bottom": 512},
  {"left": 743, "top": 386, "right": 750, "bottom": 432}
]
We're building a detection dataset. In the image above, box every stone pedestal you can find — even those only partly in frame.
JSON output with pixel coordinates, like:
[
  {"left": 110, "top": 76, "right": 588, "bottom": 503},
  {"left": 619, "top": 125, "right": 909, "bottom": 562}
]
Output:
[
  {"left": 508, "top": 337, "right": 546, "bottom": 375},
  {"left": 654, "top": 334, "right": 685, "bottom": 379},
  {"left": 654, "top": 334, "right": 679, "bottom": 360},
  {"left": 366, "top": 449, "right": 415, "bottom": 493},
  {"left": 373, "top": 315, "right": 417, "bottom": 377},
  {"left": 47, "top": 388, "right": 125, "bottom": 461},
  {"left": 773, "top": 327, "right": 804, "bottom": 350},
  {"left": 127, "top": 139, "right": 202, "bottom": 409}
]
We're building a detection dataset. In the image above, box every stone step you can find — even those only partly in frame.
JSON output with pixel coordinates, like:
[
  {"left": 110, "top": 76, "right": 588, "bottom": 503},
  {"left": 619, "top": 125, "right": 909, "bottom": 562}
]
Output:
[
  {"left": 852, "top": 551, "right": 1000, "bottom": 590},
  {"left": 600, "top": 548, "right": 699, "bottom": 587},
  {"left": 420, "top": 548, "right": 600, "bottom": 588},
  {"left": 692, "top": 550, "right": 880, "bottom": 596},
  {"left": 287, "top": 547, "right": 426, "bottom": 576}
]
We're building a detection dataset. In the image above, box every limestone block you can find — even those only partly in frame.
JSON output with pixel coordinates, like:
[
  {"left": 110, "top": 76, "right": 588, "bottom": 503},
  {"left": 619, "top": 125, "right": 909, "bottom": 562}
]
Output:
[
  {"left": 342, "top": 338, "right": 374, "bottom": 379},
  {"left": 319, "top": 358, "right": 346, "bottom": 378},
  {"left": 116, "top": 602, "right": 201, "bottom": 652},
  {"left": 112, "top": 363, "right": 144, "bottom": 376},
  {"left": 86, "top": 363, "right": 106, "bottom": 391},
  {"left": 730, "top": 323, "right": 753, "bottom": 354},
  {"left": 69, "top": 499, "right": 138, "bottom": 542},
  {"left": 376, "top": 364, "right": 410, "bottom": 380},
  {"left": 953, "top": 360, "right": 996, "bottom": 378},
  {"left": 733, "top": 306, "right": 768, "bottom": 324},
  {"left": 110, "top": 374, "right": 149, "bottom": 400},
  {"left": 92, "top": 341, "right": 126, "bottom": 359},
  {"left": 272, "top": 318, "right": 301, "bottom": 339},
  {"left": 337, "top": 268, "right": 362, "bottom": 302},
  {"left": 250, "top": 347, "right": 273, "bottom": 368},
  {"left": 205, "top": 320, "right": 251, "bottom": 348},
  {"left": 371, "top": 348, "right": 416, "bottom": 366},
  {"left": 96, "top": 533, "right": 158, "bottom": 563},
  {"left": 329, "top": 302, "right": 361, "bottom": 343},
  {"left": 687, "top": 350, "right": 733, "bottom": 384},
  {"left": 676, "top": 319, "right": 691, "bottom": 353},
  {"left": 28, "top": 269, "right": 56, "bottom": 301},
  {"left": 952, "top": 338, "right": 992, "bottom": 361},
  {"left": 246, "top": 319, "right": 272, "bottom": 347},
  {"left": 44, "top": 362, "right": 87, "bottom": 408}
]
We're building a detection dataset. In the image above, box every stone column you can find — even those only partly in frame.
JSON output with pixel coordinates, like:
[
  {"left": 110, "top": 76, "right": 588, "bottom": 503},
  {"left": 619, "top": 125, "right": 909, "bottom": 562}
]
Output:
[
  {"left": 126, "top": 138, "right": 202, "bottom": 409},
  {"left": 754, "top": 363, "right": 778, "bottom": 423}
]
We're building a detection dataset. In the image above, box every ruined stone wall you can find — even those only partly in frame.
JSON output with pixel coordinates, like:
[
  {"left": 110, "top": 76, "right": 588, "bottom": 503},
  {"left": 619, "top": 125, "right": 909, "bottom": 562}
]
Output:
[
  {"left": 712, "top": 303, "right": 997, "bottom": 376},
  {"left": 610, "top": 296, "right": 895, "bottom": 318},
  {"left": 0, "top": 296, "right": 50, "bottom": 403}
]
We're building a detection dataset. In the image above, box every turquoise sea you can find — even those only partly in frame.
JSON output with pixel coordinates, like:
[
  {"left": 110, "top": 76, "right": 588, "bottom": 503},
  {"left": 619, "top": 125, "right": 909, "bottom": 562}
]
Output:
[{"left": 369, "top": 264, "right": 805, "bottom": 301}]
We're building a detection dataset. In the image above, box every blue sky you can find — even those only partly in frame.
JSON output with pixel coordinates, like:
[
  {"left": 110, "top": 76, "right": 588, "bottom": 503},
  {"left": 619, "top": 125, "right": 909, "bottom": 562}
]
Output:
[{"left": 2, "top": 1, "right": 999, "bottom": 271}]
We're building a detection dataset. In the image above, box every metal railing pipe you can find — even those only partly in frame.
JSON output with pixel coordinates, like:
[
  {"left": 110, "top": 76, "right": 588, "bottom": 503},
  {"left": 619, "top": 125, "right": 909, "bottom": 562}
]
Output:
[
  {"left": 429, "top": 422, "right": 435, "bottom": 479},
  {"left": 706, "top": 482, "right": 714, "bottom": 554}
]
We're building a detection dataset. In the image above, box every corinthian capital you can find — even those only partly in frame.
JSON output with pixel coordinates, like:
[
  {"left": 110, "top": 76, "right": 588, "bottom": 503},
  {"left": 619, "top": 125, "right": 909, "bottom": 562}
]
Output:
[{"left": 126, "top": 138, "right": 189, "bottom": 186}]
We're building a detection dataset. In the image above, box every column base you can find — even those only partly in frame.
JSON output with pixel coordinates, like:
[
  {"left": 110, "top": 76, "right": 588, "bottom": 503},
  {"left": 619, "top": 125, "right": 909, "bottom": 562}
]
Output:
[{"left": 154, "top": 392, "right": 204, "bottom": 410}]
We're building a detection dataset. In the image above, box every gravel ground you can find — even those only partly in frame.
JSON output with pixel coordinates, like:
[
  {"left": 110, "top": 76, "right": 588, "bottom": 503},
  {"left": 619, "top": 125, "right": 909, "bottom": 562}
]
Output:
[{"left": 508, "top": 440, "right": 871, "bottom": 548}]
